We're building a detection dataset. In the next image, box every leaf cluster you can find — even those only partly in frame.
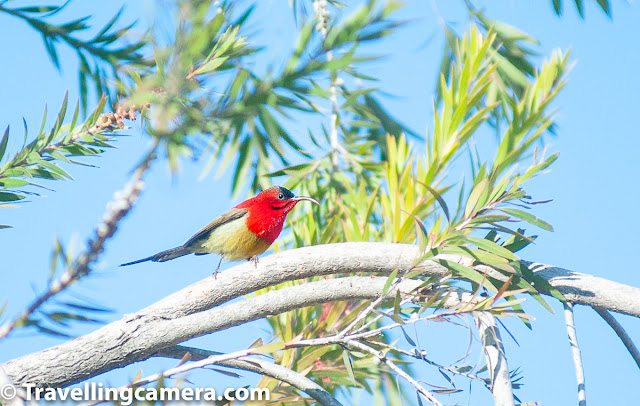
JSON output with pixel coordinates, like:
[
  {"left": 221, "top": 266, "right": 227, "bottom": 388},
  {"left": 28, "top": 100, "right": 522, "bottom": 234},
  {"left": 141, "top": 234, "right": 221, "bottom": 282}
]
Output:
[
  {"left": 0, "top": 93, "right": 135, "bottom": 228},
  {"left": 0, "top": 1, "right": 150, "bottom": 112},
  {"left": 253, "top": 20, "right": 569, "bottom": 402}
]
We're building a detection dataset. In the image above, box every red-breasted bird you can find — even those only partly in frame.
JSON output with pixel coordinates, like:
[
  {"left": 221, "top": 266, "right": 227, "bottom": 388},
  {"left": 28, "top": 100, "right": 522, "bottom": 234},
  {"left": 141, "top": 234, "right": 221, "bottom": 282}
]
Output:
[{"left": 121, "top": 186, "right": 318, "bottom": 273}]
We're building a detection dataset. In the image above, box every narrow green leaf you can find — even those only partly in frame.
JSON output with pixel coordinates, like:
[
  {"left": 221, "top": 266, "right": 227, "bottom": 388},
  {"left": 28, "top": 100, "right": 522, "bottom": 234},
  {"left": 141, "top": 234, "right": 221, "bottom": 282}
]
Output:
[
  {"left": 499, "top": 208, "right": 553, "bottom": 231},
  {"left": 464, "top": 178, "right": 488, "bottom": 218},
  {"left": 382, "top": 269, "right": 398, "bottom": 295},
  {"left": 517, "top": 263, "right": 565, "bottom": 303},
  {"left": 400, "top": 326, "right": 416, "bottom": 346},
  {"left": 418, "top": 180, "right": 450, "bottom": 223},
  {"left": 0, "top": 178, "right": 30, "bottom": 188},
  {"left": 596, "top": 0, "right": 611, "bottom": 16},
  {"left": 195, "top": 56, "right": 229, "bottom": 76},
  {"left": 573, "top": 0, "right": 585, "bottom": 18},
  {"left": 393, "top": 290, "right": 401, "bottom": 315},
  {"left": 49, "top": 150, "right": 72, "bottom": 163},
  {"left": 438, "top": 259, "right": 498, "bottom": 291},
  {"left": 466, "top": 236, "right": 519, "bottom": 261},
  {"left": 0, "top": 126, "right": 9, "bottom": 162},
  {"left": 52, "top": 91, "right": 69, "bottom": 136},
  {"left": 342, "top": 349, "right": 357, "bottom": 385},
  {"left": 15, "top": 6, "right": 61, "bottom": 13},
  {"left": 37, "top": 160, "right": 73, "bottom": 180},
  {"left": 0, "top": 192, "right": 24, "bottom": 201}
]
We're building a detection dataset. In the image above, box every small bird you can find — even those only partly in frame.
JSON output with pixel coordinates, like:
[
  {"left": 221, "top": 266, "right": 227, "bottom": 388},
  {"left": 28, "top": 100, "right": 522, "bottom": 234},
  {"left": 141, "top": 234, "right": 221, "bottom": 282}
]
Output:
[{"left": 121, "top": 186, "right": 318, "bottom": 274}]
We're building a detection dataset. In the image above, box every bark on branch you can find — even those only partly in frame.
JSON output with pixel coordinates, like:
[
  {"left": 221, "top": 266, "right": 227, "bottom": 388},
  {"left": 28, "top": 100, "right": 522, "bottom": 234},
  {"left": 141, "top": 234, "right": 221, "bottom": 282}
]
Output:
[{"left": 3, "top": 242, "right": 640, "bottom": 391}]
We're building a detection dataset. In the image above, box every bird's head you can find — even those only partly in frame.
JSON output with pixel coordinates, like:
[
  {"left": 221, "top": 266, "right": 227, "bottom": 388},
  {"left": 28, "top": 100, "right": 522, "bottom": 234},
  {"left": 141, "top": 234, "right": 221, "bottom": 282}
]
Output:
[
  {"left": 238, "top": 186, "right": 318, "bottom": 242},
  {"left": 253, "top": 186, "right": 318, "bottom": 213}
]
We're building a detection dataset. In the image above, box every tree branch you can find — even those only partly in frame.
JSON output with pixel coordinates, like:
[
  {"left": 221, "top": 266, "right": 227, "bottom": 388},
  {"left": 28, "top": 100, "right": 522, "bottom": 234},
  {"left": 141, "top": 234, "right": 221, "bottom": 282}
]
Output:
[
  {"left": 0, "top": 146, "right": 156, "bottom": 340},
  {"left": 3, "top": 274, "right": 423, "bottom": 387},
  {"left": 592, "top": 307, "right": 640, "bottom": 369},
  {"left": 475, "top": 312, "right": 514, "bottom": 406},
  {"left": 564, "top": 302, "right": 587, "bottom": 406},
  {"left": 156, "top": 345, "right": 343, "bottom": 406},
  {"left": 0, "top": 365, "right": 27, "bottom": 406},
  {"left": 3, "top": 242, "right": 640, "bottom": 390}
]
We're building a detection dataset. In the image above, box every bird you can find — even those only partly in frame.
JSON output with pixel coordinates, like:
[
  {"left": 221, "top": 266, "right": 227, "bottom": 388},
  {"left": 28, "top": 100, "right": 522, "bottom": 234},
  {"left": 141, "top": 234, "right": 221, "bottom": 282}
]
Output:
[{"left": 121, "top": 186, "right": 318, "bottom": 274}]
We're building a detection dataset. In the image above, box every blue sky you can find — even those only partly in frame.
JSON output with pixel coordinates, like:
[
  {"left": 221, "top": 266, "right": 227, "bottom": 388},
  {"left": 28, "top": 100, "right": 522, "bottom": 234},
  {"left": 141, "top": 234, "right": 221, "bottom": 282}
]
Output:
[{"left": 1, "top": 0, "right": 639, "bottom": 405}]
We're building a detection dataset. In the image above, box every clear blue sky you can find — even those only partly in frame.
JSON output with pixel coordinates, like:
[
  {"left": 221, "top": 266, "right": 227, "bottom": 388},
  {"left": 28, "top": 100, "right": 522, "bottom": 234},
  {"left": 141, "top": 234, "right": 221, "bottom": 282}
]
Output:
[{"left": 1, "top": 0, "right": 639, "bottom": 405}]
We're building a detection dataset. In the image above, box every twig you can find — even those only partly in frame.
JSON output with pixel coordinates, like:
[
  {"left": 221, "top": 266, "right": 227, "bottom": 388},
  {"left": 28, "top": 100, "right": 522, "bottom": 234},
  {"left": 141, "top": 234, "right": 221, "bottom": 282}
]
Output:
[
  {"left": 289, "top": 333, "right": 443, "bottom": 405},
  {"left": 564, "top": 302, "right": 586, "bottom": 406},
  {"left": 362, "top": 338, "right": 487, "bottom": 384},
  {"left": 0, "top": 143, "right": 157, "bottom": 341},
  {"left": 313, "top": 0, "right": 341, "bottom": 165},
  {"left": 475, "top": 311, "right": 514, "bottom": 406},
  {"left": 339, "top": 295, "right": 386, "bottom": 337},
  {"left": 593, "top": 307, "right": 640, "bottom": 369},
  {"left": 155, "top": 345, "right": 343, "bottom": 406},
  {"left": 343, "top": 340, "right": 443, "bottom": 406},
  {"left": 81, "top": 346, "right": 257, "bottom": 406}
]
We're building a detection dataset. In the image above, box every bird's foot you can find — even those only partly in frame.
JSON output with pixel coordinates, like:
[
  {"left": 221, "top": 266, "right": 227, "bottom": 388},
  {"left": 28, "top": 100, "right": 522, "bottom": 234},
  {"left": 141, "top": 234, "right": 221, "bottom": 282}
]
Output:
[
  {"left": 248, "top": 255, "right": 259, "bottom": 268},
  {"left": 212, "top": 256, "right": 223, "bottom": 279}
]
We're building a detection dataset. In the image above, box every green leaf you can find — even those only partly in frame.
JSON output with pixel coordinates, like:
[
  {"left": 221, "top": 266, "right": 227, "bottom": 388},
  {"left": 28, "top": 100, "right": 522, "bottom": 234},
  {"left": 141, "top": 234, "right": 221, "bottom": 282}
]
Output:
[
  {"left": 0, "top": 192, "right": 24, "bottom": 201},
  {"left": 438, "top": 259, "right": 498, "bottom": 291},
  {"left": 465, "top": 236, "right": 519, "bottom": 261},
  {"left": 15, "top": 6, "right": 61, "bottom": 13},
  {"left": 574, "top": 0, "right": 585, "bottom": 18},
  {"left": 196, "top": 56, "right": 229, "bottom": 76},
  {"left": 517, "top": 262, "right": 565, "bottom": 303},
  {"left": 400, "top": 326, "right": 416, "bottom": 346},
  {"left": 37, "top": 160, "right": 73, "bottom": 180},
  {"left": 0, "top": 126, "right": 9, "bottom": 162},
  {"left": 342, "top": 349, "right": 357, "bottom": 385},
  {"left": 393, "top": 290, "right": 401, "bottom": 315},
  {"left": 596, "top": 0, "right": 611, "bottom": 16},
  {"left": 418, "top": 180, "right": 450, "bottom": 223},
  {"left": 49, "top": 150, "right": 72, "bottom": 164},
  {"left": 382, "top": 269, "right": 398, "bottom": 295},
  {"left": 503, "top": 230, "right": 537, "bottom": 253},
  {"left": 52, "top": 91, "right": 69, "bottom": 136},
  {"left": 464, "top": 177, "right": 488, "bottom": 218},
  {"left": 0, "top": 178, "right": 30, "bottom": 188},
  {"left": 499, "top": 208, "right": 553, "bottom": 231}
]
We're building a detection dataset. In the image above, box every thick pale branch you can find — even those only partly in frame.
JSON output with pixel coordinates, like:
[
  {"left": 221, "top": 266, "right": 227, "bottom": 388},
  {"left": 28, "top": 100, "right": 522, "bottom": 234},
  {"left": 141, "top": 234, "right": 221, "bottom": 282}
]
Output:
[
  {"left": 132, "top": 244, "right": 640, "bottom": 321},
  {"left": 522, "top": 260, "right": 640, "bottom": 316},
  {"left": 0, "top": 366, "right": 26, "bottom": 406},
  {"left": 3, "top": 274, "right": 423, "bottom": 387},
  {"left": 3, "top": 242, "right": 640, "bottom": 390}
]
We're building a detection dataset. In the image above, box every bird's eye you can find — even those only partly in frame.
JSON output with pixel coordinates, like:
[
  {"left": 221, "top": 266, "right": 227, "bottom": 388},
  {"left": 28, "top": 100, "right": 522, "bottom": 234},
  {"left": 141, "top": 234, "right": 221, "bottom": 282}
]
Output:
[{"left": 277, "top": 193, "right": 285, "bottom": 200}]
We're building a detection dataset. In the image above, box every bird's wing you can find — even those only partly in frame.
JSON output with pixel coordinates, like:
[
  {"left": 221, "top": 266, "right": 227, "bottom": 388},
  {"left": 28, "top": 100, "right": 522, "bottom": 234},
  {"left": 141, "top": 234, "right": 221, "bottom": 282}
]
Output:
[{"left": 183, "top": 207, "right": 248, "bottom": 248}]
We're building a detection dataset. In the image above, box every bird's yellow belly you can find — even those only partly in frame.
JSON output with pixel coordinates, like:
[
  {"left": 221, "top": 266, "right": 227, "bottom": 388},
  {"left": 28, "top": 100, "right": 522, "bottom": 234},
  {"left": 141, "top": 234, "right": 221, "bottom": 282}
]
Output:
[{"left": 196, "top": 217, "right": 271, "bottom": 261}]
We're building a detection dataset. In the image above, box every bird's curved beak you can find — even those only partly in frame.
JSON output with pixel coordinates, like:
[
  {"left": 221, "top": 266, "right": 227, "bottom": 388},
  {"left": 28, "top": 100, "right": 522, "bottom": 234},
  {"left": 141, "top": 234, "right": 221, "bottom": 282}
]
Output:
[{"left": 292, "top": 196, "right": 319, "bottom": 205}]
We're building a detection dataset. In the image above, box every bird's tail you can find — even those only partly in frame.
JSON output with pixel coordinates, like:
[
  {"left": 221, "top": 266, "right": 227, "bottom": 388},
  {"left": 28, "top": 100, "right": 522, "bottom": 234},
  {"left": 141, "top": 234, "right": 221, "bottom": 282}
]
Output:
[{"left": 120, "top": 246, "right": 192, "bottom": 266}]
